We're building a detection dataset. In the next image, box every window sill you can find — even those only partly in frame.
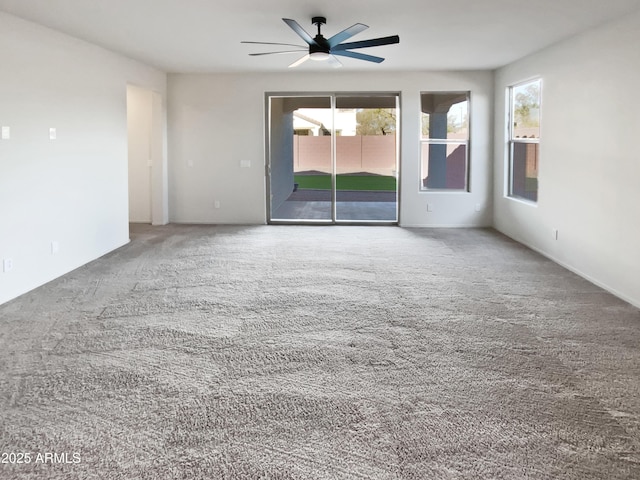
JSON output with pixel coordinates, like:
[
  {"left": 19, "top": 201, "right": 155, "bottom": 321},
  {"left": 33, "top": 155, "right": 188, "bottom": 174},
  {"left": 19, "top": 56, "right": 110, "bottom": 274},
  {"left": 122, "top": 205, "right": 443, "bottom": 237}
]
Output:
[{"left": 505, "top": 195, "right": 537, "bottom": 206}]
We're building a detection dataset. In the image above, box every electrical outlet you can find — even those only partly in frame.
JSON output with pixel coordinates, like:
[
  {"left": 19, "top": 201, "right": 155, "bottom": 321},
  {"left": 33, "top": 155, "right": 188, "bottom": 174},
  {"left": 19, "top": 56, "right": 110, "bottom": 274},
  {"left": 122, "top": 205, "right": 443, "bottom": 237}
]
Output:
[
  {"left": 3, "top": 258, "right": 13, "bottom": 272},
  {"left": 1, "top": 126, "right": 9, "bottom": 140},
  {"left": 475, "top": 203, "right": 482, "bottom": 212},
  {"left": 214, "top": 200, "right": 221, "bottom": 209}
]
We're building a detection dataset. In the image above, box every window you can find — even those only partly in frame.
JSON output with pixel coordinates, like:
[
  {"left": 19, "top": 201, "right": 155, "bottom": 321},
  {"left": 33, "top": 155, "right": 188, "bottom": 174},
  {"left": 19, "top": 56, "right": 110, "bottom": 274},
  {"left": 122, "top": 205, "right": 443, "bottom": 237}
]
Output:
[
  {"left": 508, "top": 79, "right": 541, "bottom": 202},
  {"left": 420, "top": 92, "right": 469, "bottom": 191}
]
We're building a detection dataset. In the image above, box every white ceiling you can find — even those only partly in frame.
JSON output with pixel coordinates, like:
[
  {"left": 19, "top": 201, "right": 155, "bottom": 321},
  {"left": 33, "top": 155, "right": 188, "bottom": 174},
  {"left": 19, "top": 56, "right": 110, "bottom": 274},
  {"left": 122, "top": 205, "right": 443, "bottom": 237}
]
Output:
[{"left": 2, "top": 0, "right": 640, "bottom": 73}]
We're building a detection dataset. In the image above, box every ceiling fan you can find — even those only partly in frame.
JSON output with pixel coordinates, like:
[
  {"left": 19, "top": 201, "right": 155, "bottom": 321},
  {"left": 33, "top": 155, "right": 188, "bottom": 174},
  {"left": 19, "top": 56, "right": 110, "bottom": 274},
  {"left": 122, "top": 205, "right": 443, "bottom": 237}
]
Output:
[{"left": 242, "top": 17, "right": 400, "bottom": 68}]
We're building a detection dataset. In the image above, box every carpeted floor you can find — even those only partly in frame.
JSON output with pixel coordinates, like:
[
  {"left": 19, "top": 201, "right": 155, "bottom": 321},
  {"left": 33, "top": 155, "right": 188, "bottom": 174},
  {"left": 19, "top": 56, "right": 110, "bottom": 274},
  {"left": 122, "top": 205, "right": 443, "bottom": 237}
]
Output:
[{"left": 1, "top": 224, "right": 639, "bottom": 479}]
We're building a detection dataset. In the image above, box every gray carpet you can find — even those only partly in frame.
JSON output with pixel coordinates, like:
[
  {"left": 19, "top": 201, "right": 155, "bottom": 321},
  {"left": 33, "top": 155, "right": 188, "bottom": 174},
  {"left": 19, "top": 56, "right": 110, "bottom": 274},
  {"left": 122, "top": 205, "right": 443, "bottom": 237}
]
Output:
[{"left": 1, "top": 224, "right": 639, "bottom": 479}]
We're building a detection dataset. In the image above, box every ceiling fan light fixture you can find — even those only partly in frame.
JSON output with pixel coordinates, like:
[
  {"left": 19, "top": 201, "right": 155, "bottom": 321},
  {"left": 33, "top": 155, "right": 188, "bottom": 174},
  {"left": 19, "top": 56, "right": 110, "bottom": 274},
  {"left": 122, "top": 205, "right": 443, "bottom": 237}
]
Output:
[{"left": 309, "top": 51, "right": 331, "bottom": 61}]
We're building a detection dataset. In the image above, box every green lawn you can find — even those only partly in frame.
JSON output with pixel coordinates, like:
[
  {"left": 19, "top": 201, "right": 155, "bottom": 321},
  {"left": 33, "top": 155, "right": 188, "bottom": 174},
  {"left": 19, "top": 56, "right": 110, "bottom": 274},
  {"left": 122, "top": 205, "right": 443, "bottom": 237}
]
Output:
[
  {"left": 294, "top": 174, "right": 397, "bottom": 191},
  {"left": 525, "top": 177, "right": 538, "bottom": 192}
]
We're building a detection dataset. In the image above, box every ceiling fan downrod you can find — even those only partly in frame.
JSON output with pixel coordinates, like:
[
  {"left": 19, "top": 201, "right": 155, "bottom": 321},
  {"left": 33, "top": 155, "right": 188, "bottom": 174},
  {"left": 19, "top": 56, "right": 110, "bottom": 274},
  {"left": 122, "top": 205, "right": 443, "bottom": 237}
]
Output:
[{"left": 310, "top": 16, "right": 330, "bottom": 59}]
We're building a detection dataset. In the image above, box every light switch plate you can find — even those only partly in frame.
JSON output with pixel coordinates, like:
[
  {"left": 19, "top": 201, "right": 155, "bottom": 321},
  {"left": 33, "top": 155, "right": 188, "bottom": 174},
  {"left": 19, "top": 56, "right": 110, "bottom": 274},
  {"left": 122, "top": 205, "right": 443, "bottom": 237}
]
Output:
[
  {"left": 240, "top": 160, "right": 251, "bottom": 168},
  {"left": 49, "top": 128, "right": 57, "bottom": 140},
  {"left": 3, "top": 258, "right": 13, "bottom": 272},
  {"left": 1, "top": 126, "right": 9, "bottom": 140}
]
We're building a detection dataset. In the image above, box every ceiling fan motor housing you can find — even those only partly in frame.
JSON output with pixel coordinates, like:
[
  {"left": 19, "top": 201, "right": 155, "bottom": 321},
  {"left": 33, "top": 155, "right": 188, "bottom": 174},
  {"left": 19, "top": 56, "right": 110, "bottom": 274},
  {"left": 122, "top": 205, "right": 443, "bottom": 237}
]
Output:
[{"left": 310, "top": 39, "right": 330, "bottom": 55}]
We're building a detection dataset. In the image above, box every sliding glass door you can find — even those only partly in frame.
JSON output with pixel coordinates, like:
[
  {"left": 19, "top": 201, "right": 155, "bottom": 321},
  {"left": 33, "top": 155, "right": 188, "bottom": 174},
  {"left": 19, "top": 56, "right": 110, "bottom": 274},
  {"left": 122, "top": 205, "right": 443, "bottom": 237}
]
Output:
[
  {"left": 335, "top": 95, "right": 398, "bottom": 222},
  {"left": 267, "top": 93, "right": 398, "bottom": 224},
  {"left": 268, "top": 96, "right": 333, "bottom": 222}
]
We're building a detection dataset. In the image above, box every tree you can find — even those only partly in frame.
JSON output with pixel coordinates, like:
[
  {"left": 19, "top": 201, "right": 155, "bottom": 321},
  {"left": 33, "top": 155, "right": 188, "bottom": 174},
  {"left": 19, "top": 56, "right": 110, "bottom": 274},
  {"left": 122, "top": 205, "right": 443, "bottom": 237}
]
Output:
[
  {"left": 514, "top": 82, "right": 540, "bottom": 128},
  {"left": 356, "top": 109, "right": 396, "bottom": 135},
  {"left": 421, "top": 112, "right": 468, "bottom": 137},
  {"left": 447, "top": 111, "right": 468, "bottom": 134}
]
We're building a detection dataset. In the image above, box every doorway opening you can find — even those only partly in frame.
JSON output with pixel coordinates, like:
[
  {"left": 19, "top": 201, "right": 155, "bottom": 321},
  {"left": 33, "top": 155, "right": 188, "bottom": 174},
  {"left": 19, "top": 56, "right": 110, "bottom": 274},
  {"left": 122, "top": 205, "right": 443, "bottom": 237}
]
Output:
[
  {"left": 126, "top": 85, "right": 163, "bottom": 225},
  {"left": 267, "top": 93, "right": 399, "bottom": 224}
]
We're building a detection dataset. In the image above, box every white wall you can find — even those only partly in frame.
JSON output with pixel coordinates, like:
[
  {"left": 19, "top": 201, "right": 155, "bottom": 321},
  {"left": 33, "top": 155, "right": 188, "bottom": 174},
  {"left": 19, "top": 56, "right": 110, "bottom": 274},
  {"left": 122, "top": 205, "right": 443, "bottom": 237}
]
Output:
[
  {"left": 0, "top": 12, "right": 166, "bottom": 305},
  {"left": 494, "top": 11, "right": 640, "bottom": 307},
  {"left": 167, "top": 71, "right": 493, "bottom": 227}
]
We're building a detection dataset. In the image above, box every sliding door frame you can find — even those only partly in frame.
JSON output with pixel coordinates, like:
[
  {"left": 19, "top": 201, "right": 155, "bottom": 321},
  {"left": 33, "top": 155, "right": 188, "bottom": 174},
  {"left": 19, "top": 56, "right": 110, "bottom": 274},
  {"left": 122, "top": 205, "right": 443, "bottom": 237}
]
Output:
[{"left": 265, "top": 91, "right": 401, "bottom": 225}]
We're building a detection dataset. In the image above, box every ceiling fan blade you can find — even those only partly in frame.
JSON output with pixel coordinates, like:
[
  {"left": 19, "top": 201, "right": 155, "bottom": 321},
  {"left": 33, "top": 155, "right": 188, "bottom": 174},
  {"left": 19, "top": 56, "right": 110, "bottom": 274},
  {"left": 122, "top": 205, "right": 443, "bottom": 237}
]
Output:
[
  {"left": 249, "top": 50, "right": 308, "bottom": 56},
  {"left": 327, "top": 55, "right": 343, "bottom": 68},
  {"left": 332, "top": 35, "right": 400, "bottom": 51},
  {"left": 241, "top": 41, "right": 306, "bottom": 48},
  {"left": 283, "top": 18, "right": 318, "bottom": 46},
  {"left": 289, "top": 54, "right": 310, "bottom": 68},
  {"left": 327, "top": 23, "right": 368, "bottom": 48},
  {"left": 331, "top": 50, "right": 385, "bottom": 63}
]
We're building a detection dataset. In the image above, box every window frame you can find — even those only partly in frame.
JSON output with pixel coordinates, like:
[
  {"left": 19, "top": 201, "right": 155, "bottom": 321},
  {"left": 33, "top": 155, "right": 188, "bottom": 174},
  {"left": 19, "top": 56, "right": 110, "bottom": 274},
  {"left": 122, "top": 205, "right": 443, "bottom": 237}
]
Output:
[
  {"left": 419, "top": 91, "right": 470, "bottom": 192},
  {"left": 507, "top": 78, "right": 541, "bottom": 203}
]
